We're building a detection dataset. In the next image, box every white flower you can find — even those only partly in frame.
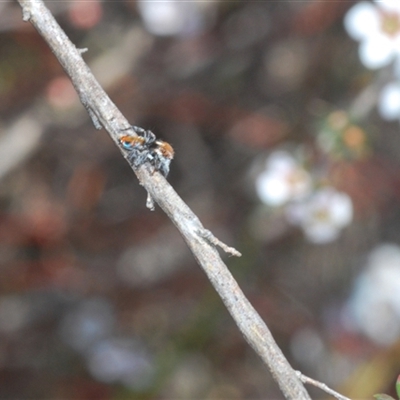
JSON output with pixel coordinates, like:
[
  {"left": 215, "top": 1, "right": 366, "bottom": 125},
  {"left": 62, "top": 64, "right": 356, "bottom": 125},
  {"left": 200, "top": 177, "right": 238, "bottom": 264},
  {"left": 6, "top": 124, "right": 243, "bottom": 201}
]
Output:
[
  {"left": 344, "top": 244, "right": 400, "bottom": 345},
  {"left": 378, "top": 81, "right": 400, "bottom": 119},
  {"left": 59, "top": 298, "right": 115, "bottom": 352},
  {"left": 137, "top": 0, "right": 210, "bottom": 37},
  {"left": 287, "top": 187, "right": 353, "bottom": 244},
  {"left": 255, "top": 150, "right": 312, "bottom": 207},
  {"left": 87, "top": 338, "right": 154, "bottom": 389},
  {"left": 344, "top": 1, "right": 400, "bottom": 70}
]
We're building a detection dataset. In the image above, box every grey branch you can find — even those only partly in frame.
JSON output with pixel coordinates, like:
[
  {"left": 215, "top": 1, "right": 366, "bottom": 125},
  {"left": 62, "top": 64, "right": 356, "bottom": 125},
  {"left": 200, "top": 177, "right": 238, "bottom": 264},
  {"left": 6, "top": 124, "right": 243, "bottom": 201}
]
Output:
[
  {"left": 16, "top": 0, "right": 311, "bottom": 399},
  {"left": 296, "top": 371, "right": 352, "bottom": 400}
]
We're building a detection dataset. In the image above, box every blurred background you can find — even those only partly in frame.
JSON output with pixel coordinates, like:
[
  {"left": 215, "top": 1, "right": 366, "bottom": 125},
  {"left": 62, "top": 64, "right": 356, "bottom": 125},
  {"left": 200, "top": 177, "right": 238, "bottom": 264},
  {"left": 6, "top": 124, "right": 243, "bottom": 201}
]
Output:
[{"left": 1, "top": 0, "right": 400, "bottom": 398}]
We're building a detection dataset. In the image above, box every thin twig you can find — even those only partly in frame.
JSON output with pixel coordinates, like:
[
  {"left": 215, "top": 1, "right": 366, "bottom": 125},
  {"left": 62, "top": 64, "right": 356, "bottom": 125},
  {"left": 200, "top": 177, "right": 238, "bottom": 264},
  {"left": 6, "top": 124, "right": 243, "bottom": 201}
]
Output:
[
  {"left": 296, "top": 371, "right": 352, "bottom": 400},
  {"left": 198, "top": 228, "right": 242, "bottom": 257},
  {"left": 16, "top": 1, "right": 311, "bottom": 399}
]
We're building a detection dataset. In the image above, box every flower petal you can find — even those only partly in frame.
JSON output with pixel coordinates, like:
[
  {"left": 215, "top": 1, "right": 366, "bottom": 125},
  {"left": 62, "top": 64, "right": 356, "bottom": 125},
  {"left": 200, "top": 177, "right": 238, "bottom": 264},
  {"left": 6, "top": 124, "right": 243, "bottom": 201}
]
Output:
[
  {"left": 378, "top": 82, "right": 400, "bottom": 120},
  {"left": 344, "top": 2, "right": 380, "bottom": 40},
  {"left": 330, "top": 192, "right": 353, "bottom": 227},
  {"left": 256, "top": 171, "right": 290, "bottom": 206},
  {"left": 359, "top": 34, "right": 395, "bottom": 68},
  {"left": 376, "top": 0, "right": 400, "bottom": 13}
]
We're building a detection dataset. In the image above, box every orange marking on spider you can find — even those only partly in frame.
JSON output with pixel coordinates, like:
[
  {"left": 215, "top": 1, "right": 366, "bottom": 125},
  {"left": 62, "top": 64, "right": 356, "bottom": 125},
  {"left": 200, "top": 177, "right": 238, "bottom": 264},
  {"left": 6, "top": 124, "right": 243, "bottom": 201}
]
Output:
[{"left": 119, "top": 126, "right": 174, "bottom": 178}]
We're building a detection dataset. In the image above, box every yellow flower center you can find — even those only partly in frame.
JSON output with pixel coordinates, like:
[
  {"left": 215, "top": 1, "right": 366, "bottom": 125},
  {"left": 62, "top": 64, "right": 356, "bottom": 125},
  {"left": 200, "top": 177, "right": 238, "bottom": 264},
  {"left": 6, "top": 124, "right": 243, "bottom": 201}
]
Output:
[
  {"left": 313, "top": 207, "right": 330, "bottom": 223},
  {"left": 380, "top": 11, "right": 400, "bottom": 37}
]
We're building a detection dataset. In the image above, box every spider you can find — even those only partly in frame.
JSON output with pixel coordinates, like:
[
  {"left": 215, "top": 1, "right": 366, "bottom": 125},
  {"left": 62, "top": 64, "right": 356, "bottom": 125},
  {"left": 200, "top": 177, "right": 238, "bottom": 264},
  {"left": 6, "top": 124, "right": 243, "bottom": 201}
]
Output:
[{"left": 119, "top": 126, "right": 174, "bottom": 178}]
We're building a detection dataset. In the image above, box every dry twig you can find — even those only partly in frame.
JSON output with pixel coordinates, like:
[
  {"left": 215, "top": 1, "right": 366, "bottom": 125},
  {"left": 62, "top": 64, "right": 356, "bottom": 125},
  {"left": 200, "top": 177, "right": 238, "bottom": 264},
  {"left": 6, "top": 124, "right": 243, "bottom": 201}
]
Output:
[
  {"left": 296, "top": 371, "right": 352, "bottom": 400},
  {"left": 16, "top": 1, "right": 311, "bottom": 399}
]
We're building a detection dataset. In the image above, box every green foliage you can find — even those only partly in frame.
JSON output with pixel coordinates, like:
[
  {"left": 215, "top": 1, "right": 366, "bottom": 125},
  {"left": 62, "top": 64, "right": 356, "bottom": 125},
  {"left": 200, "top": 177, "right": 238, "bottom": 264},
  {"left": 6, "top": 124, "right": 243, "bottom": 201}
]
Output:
[
  {"left": 396, "top": 375, "right": 400, "bottom": 400},
  {"left": 373, "top": 394, "right": 396, "bottom": 400},
  {"left": 373, "top": 375, "right": 400, "bottom": 400}
]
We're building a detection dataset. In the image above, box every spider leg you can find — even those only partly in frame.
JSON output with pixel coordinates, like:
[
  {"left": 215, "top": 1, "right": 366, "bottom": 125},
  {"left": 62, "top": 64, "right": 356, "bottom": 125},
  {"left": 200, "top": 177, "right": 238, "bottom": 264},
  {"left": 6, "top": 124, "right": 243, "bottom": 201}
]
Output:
[
  {"left": 131, "top": 125, "right": 147, "bottom": 136},
  {"left": 143, "top": 130, "right": 156, "bottom": 145},
  {"left": 152, "top": 154, "right": 171, "bottom": 177},
  {"left": 131, "top": 126, "right": 156, "bottom": 145},
  {"left": 126, "top": 148, "right": 149, "bottom": 167}
]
